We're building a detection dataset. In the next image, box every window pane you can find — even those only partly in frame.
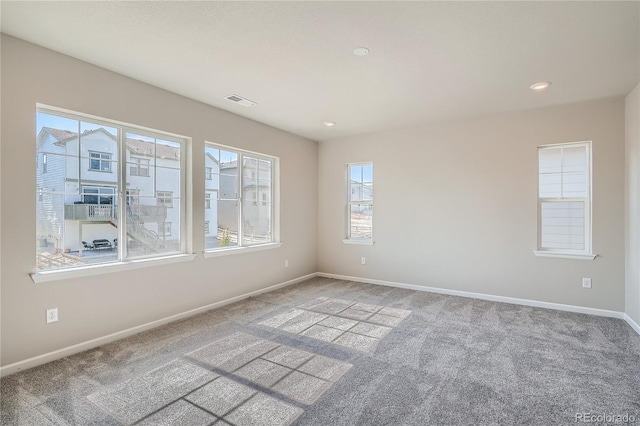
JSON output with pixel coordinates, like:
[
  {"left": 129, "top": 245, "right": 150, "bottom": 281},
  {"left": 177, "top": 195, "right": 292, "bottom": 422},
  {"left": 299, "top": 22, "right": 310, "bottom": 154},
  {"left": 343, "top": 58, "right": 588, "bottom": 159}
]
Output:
[
  {"left": 350, "top": 203, "right": 373, "bottom": 239},
  {"left": 216, "top": 200, "right": 238, "bottom": 248},
  {"left": 350, "top": 165, "right": 362, "bottom": 183},
  {"left": 347, "top": 162, "right": 373, "bottom": 240},
  {"left": 242, "top": 156, "right": 272, "bottom": 246},
  {"left": 362, "top": 164, "right": 373, "bottom": 184},
  {"left": 37, "top": 113, "right": 119, "bottom": 271},
  {"left": 541, "top": 201, "right": 585, "bottom": 250}
]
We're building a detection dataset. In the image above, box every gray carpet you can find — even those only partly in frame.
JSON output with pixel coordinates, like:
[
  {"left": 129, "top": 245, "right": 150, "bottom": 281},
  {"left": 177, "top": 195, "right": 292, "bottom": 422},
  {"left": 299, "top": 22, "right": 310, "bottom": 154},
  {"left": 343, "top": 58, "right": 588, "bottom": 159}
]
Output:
[{"left": 2, "top": 277, "right": 639, "bottom": 425}]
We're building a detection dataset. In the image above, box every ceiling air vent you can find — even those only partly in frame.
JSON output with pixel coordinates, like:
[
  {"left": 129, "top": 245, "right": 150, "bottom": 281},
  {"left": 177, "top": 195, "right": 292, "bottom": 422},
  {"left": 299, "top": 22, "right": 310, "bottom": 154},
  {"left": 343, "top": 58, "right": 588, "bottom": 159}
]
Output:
[{"left": 225, "top": 94, "right": 257, "bottom": 107}]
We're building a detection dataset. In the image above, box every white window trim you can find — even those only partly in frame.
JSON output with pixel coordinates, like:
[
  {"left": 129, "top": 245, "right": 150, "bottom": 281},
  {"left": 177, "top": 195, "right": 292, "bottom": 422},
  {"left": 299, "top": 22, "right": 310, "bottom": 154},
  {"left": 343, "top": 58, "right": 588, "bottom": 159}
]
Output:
[
  {"left": 533, "top": 251, "right": 596, "bottom": 260},
  {"left": 535, "top": 141, "right": 596, "bottom": 260},
  {"left": 344, "top": 161, "right": 374, "bottom": 244},
  {"left": 204, "top": 142, "right": 280, "bottom": 253},
  {"left": 342, "top": 238, "right": 374, "bottom": 246},
  {"left": 31, "top": 254, "right": 197, "bottom": 284},
  {"left": 203, "top": 242, "right": 282, "bottom": 258}
]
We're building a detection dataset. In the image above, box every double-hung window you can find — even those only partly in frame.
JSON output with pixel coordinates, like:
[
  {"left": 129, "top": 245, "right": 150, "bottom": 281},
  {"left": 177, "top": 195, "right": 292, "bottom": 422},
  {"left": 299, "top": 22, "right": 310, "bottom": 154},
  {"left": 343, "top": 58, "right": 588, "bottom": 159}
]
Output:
[
  {"left": 204, "top": 142, "right": 278, "bottom": 251},
  {"left": 344, "top": 162, "right": 373, "bottom": 244},
  {"left": 35, "top": 107, "right": 188, "bottom": 273},
  {"left": 536, "top": 141, "right": 595, "bottom": 259}
]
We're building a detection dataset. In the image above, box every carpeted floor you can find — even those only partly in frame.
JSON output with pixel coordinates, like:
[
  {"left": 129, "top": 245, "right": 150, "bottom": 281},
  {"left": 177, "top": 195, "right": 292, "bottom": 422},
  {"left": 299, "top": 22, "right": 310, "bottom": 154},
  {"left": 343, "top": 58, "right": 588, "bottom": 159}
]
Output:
[{"left": 2, "top": 277, "right": 639, "bottom": 425}]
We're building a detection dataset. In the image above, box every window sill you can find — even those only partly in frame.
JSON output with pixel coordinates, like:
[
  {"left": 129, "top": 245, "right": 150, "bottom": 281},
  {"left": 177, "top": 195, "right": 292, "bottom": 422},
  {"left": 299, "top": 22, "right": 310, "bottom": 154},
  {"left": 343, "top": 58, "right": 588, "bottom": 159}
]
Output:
[
  {"left": 342, "top": 239, "right": 374, "bottom": 246},
  {"left": 204, "top": 242, "right": 282, "bottom": 258},
  {"left": 31, "top": 253, "right": 197, "bottom": 284},
  {"left": 533, "top": 251, "right": 597, "bottom": 260}
]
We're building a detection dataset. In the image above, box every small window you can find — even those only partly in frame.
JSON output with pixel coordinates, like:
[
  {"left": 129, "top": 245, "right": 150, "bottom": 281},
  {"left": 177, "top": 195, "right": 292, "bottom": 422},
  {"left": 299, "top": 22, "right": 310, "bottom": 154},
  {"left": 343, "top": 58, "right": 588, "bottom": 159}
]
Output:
[
  {"left": 163, "top": 222, "right": 172, "bottom": 237},
  {"left": 156, "top": 191, "right": 174, "bottom": 208},
  {"left": 130, "top": 156, "right": 150, "bottom": 176},
  {"left": 346, "top": 162, "right": 373, "bottom": 242},
  {"left": 205, "top": 167, "right": 213, "bottom": 180},
  {"left": 537, "top": 141, "right": 593, "bottom": 258},
  {"left": 204, "top": 221, "right": 210, "bottom": 234},
  {"left": 42, "top": 153, "right": 47, "bottom": 174},
  {"left": 205, "top": 192, "right": 212, "bottom": 209},
  {"left": 89, "top": 151, "right": 112, "bottom": 172}
]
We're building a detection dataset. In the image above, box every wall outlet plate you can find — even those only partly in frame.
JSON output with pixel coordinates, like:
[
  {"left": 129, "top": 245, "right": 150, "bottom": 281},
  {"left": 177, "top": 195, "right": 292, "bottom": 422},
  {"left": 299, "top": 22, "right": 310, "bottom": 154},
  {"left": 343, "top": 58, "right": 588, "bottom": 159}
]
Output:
[
  {"left": 361, "top": 257, "right": 366, "bottom": 265},
  {"left": 582, "top": 278, "right": 592, "bottom": 289},
  {"left": 46, "top": 308, "right": 58, "bottom": 323}
]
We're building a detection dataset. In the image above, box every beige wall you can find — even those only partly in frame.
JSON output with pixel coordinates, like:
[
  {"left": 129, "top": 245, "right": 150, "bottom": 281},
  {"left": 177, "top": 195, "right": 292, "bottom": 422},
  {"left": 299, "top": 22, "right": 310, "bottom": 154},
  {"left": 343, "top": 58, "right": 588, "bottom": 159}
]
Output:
[
  {"left": 626, "top": 83, "right": 640, "bottom": 325},
  {"left": 0, "top": 35, "right": 318, "bottom": 366},
  {"left": 319, "top": 98, "right": 626, "bottom": 311}
]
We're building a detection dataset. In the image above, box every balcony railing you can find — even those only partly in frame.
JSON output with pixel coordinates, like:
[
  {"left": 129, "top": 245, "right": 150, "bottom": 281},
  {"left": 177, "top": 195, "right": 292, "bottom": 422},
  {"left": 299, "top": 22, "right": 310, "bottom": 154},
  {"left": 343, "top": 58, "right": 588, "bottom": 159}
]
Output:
[{"left": 64, "top": 204, "right": 167, "bottom": 222}]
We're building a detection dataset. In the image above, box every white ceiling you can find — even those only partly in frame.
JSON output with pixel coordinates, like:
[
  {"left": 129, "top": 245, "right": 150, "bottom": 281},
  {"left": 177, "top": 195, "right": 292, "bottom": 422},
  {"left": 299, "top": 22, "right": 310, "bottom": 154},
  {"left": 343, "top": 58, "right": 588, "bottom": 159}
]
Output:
[{"left": 1, "top": 1, "right": 638, "bottom": 142}]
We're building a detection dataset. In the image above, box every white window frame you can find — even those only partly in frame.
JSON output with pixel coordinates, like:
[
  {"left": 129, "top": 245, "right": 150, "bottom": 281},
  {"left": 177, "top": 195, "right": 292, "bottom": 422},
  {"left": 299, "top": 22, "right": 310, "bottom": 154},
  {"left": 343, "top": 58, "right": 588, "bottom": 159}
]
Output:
[
  {"left": 89, "top": 151, "right": 112, "bottom": 172},
  {"left": 156, "top": 190, "right": 174, "bottom": 208},
  {"left": 130, "top": 156, "right": 150, "bottom": 177},
  {"left": 343, "top": 161, "right": 374, "bottom": 245},
  {"left": 204, "top": 142, "right": 280, "bottom": 257},
  {"left": 534, "top": 141, "right": 596, "bottom": 260},
  {"left": 32, "top": 105, "right": 192, "bottom": 283}
]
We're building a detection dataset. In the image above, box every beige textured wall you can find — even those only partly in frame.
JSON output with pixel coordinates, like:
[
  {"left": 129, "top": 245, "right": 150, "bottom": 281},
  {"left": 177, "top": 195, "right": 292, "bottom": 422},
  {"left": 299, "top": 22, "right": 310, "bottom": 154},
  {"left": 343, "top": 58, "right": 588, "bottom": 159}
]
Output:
[
  {"left": 0, "top": 35, "right": 318, "bottom": 366},
  {"left": 626, "top": 83, "right": 640, "bottom": 325},
  {"left": 319, "top": 98, "right": 626, "bottom": 311}
]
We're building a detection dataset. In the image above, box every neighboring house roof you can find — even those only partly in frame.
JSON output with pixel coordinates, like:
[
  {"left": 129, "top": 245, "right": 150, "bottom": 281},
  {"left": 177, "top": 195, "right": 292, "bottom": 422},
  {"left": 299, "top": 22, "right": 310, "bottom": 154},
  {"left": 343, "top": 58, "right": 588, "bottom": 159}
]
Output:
[
  {"left": 38, "top": 126, "right": 181, "bottom": 160},
  {"left": 42, "top": 127, "right": 77, "bottom": 141},
  {"left": 127, "top": 138, "right": 180, "bottom": 160}
]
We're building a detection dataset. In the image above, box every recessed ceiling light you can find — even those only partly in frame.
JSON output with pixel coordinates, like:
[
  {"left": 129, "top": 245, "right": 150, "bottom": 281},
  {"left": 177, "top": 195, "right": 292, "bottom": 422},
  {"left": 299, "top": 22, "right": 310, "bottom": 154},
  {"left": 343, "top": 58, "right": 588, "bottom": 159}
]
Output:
[
  {"left": 324, "top": 121, "right": 336, "bottom": 127},
  {"left": 530, "top": 81, "right": 551, "bottom": 91},
  {"left": 353, "top": 47, "right": 369, "bottom": 56}
]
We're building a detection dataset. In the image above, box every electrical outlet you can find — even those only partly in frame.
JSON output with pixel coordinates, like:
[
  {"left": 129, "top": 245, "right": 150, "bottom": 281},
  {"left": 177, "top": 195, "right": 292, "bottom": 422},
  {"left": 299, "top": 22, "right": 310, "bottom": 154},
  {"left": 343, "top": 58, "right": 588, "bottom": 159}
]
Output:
[
  {"left": 46, "top": 308, "right": 58, "bottom": 323},
  {"left": 284, "top": 259, "right": 289, "bottom": 268},
  {"left": 361, "top": 257, "right": 366, "bottom": 265},
  {"left": 582, "top": 278, "right": 592, "bottom": 289}
]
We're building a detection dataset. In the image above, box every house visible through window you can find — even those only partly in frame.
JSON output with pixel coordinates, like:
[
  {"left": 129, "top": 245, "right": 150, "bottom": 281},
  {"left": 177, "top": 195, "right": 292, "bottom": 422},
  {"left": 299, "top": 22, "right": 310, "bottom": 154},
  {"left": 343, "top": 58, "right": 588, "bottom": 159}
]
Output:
[
  {"left": 35, "top": 108, "right": 187, "bottom": 273},
  {"left": 537, "top": 141, "right": 593, "bottom": 258},
  {"left": 346, "top": 162, "right": 373, "bottom": 242},
  {"left": 89, "top": 151, "right": 111, "bottom": 172}
]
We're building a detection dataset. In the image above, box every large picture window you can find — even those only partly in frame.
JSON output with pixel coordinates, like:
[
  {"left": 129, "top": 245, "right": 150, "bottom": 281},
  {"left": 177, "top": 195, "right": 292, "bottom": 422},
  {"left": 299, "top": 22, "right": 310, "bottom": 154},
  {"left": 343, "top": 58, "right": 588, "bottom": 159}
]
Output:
[
  {"left": 346, "top": 162, "right": 373, "bottom": 242},
  {"left": 204, "top": 143, "right": 277, "bottom": 251},
  {"left": 536, "top": 141, "right": 594, "bottom": 259},
  {"left": 36, "top": 108, "right": 187, "bottom": 272}
]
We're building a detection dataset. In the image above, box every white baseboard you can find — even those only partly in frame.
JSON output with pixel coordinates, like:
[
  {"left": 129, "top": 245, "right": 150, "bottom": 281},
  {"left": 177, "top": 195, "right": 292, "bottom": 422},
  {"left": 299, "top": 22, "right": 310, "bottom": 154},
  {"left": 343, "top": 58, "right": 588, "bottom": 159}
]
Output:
[
  {"left": 624, "top": 313, "right": 640, "bottom": 335},
  {"left": 318, "top": 272, "right": 627, "bottom": 320},
  {"left": 0, "top": 272, "right": 318, "bottom": 378}
]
